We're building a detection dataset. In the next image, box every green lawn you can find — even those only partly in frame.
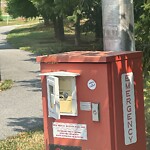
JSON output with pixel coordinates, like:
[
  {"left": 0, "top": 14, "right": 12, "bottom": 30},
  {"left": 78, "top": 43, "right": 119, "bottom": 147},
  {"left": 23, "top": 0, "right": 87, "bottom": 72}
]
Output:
[
  {"left": 0, "top": 130, "right": 44, "bottom": 150},
  {"left": 0, "top": 18, "right": 39, "bottom": 27},
  {"left": 7, "top": 23, "right": 102, "bottom": 55}
]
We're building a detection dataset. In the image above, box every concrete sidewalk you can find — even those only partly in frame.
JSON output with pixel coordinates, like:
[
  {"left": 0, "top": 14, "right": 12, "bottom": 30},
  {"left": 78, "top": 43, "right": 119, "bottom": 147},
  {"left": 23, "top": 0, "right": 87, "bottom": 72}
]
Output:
[{"left": 0, "top": 26, "right": 43, "bottom": 140}]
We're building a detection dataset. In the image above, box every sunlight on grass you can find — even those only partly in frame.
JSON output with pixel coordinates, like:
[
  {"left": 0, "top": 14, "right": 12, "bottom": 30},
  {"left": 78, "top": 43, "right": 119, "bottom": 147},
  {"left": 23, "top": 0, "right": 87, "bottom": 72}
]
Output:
[
  {"left": 7, "top": 23, "right": 103, "bottom": 55},
  {"left": 0, "top": 18, "right": 39, "bottom": 27},
  {"left": 7, "top": 24, "right": 63, "bottom": 55},
  {"left": 0, "top": 130, "right": 44, "bottom": 150}
]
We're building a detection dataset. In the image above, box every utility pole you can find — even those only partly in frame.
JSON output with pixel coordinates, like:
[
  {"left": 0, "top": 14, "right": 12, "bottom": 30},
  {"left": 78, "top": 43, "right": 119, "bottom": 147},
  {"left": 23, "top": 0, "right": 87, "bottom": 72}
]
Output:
[{"left": 102, "top": 0, "right": 135, "bottom": 51}]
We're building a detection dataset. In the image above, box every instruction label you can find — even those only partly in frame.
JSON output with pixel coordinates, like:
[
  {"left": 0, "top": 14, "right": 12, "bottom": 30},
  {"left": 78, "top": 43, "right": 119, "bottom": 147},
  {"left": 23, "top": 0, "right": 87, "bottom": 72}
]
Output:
[
  {"left": 53, "top": 122, "right": 87, "bottom": 140},
  {"left": 80, "top": 102, "right": 91, "bottom": 111}
]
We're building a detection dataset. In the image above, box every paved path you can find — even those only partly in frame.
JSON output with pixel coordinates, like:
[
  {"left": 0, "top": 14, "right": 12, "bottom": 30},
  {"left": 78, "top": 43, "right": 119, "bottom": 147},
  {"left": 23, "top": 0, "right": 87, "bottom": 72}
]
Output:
[{"left": 0, "top": 26, "right": 43, "bottom": 140}]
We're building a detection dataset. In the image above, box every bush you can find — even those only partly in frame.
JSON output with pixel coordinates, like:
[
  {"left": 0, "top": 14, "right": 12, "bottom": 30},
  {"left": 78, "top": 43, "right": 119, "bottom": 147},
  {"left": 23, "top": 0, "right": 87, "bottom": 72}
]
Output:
[{"left": 144, "top": 72, "right": 150, "bottom": 149}]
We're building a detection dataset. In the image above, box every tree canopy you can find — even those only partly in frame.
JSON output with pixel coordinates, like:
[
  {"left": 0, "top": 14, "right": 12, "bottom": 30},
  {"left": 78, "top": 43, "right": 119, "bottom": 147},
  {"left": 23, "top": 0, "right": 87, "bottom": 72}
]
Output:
[
  {"left": 135, "top": 1, "right": 150, "bottom": 75},
  {"left": 6, "top": 0, "right": 38, "bottom": 18}
]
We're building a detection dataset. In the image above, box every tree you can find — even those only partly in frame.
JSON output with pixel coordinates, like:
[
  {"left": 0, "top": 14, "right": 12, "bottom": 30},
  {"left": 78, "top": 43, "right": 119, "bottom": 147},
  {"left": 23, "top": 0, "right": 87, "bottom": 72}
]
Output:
[
  {"left": 0, "top": 0, "right": 3, "bottom": 21},
  {"left": 134, "top": 0, "right": 145, "bottom": 22},
  {"left": 6, "top": 0, "right": 38, "bottom": 19},
  {"left": 81, "top": 0, "right": 102, "bottom": 41},
  {"left": 31, "top": 0, "right": 66, "bottom": 41},
  {"left": 0, "top": 10, "right": 2, "bottom": 21},
  {"left": 32, "top": 0, "right": 102, "bottom": 44},
  {"left": 72, "top": 0, "right": 83, "bottom": 46},
  {"left": 135, "top": 2, "right": 150, "bottom": 75},
  {"left": 66, "top": 0, "right": 102, "bottom": 46},
  {"left": 31, "top": 0, "right": 51, "bottom": 26}
]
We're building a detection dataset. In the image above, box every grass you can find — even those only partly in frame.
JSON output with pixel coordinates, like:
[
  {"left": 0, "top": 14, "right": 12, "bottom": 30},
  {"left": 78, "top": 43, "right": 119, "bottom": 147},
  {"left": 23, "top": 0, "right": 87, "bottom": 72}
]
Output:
[
  {"left": 7, "top": 23, "right": 102, "bottom": 55},
  {"left": 0, "top": 129, "right": 44, "bottom": 150},
  {"left": 0, "top": 18, "right": 39, "bottom": 27},
  {"left": 0, "top": 79, "right": 13, "bottom": 91}
]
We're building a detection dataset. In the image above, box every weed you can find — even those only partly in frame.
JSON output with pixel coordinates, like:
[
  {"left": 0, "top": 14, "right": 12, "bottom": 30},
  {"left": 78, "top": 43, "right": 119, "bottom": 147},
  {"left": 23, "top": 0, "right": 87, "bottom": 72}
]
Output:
[{"left": 0, "top": 80, "right": 13, "bottom": 91}]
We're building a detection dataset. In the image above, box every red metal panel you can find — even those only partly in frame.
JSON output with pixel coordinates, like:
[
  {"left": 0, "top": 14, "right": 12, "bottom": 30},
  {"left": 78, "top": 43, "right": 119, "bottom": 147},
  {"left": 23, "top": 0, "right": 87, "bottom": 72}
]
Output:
[
  {"left": 36, "top": 51, "right": 142, "bottom": 63},
  {"left": 111, "top": 57, "right": 146, "bottom": 150},
  {"left": 40, "top": 63, "right": 113, "bottom": 150},
  {"left": 38, "top": 51, "right": 146, "bottom": 150}
]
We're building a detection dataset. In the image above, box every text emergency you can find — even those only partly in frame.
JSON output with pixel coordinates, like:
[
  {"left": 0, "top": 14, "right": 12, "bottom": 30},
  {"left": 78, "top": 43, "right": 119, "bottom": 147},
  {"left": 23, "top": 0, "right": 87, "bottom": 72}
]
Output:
[{"left": 121, "top": 72, "right": 137, "bottom": 145}]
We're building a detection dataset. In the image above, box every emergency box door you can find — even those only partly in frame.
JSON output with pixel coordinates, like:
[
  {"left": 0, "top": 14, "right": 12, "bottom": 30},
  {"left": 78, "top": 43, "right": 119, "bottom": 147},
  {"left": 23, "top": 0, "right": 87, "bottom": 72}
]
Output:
[
  {"left": 47, "top": 76, "right": 60, "bottom": 119},
  {"left": 40, "top": 71, "right": 79, "bottom": 118}
]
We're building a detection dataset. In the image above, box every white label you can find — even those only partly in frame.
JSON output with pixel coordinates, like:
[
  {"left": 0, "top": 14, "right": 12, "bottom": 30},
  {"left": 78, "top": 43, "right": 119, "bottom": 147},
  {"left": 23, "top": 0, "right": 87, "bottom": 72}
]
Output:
[
  {"left": 80, "top": 102, "right": 91, "bottom": 111},
  {"left": 53, "top": 122, "right": 87, "bottom": 140},
  {"left": 87, "top": 79, "right": 96, "bottom": 90},
  {"left": 121, "top": 72, "right": 137, "bottom": 145}
]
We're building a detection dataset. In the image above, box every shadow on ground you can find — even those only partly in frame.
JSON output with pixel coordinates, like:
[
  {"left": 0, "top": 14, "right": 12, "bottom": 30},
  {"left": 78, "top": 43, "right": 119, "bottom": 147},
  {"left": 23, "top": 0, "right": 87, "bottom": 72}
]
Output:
[
  {"left": 0, "top": 41, "right": 13, "bottom": 49},
  {"left": 16, "top": 79, "right": 41, "bottom": 92},
  {"left": 23, "top": 53, "right": 38, "bottom": 62},
  {"left": 7, "top": 117, "right": 43, "bottom": 132}
]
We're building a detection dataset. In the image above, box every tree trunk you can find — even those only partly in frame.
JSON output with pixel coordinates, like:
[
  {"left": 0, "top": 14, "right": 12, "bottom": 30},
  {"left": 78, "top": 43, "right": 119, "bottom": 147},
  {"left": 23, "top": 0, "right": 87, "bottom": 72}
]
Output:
[
  {"left": 0, "top": 0, "right": 2, "bottom": 21},
  {"left": 95, "top": 8, "right": 103, "bottom": 41},
  {"left": 53, "top": 16, "right": 59, "bottom": 39},
  {"left": 57, "top": 16, "right": 65, "bottom": 41},
  {"left": 43, "top": 17, "right": 50, "bottom": 26},
  {"left": 75, "top": 14, "right": 81, "bottom": 46},
  {"left": 0, "top": 0, "right": 1, "bottom": 12},
  {"left": 53, "top": 16, "right": 65, "bottom": 41}
]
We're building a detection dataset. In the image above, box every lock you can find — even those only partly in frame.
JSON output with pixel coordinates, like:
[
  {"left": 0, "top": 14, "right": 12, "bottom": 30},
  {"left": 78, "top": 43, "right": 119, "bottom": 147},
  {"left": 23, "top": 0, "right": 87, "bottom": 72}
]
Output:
[
  {"left": 92, "top": 103, "right": 100, "bottom": 122},
  {"left": 63, "top": 92, "right": 69, "bottom": 99}
]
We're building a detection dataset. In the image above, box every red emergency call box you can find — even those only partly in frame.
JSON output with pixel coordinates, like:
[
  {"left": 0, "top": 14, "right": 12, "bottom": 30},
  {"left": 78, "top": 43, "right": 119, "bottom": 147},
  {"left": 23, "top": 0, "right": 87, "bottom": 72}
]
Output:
[{"left": 37, "top": 51, "right": 146, "bottom": 150}]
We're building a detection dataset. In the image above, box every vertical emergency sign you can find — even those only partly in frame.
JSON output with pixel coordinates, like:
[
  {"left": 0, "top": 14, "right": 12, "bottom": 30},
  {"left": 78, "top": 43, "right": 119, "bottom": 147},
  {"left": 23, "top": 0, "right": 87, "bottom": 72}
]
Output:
[{"left": 122, "top": 72, "right": 137, "bottom": 145}]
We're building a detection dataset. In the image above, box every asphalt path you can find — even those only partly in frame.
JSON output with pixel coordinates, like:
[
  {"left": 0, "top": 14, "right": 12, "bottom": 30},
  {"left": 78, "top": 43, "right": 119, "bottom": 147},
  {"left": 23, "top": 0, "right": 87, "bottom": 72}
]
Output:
[{"left": 0, "top": 25, "right": 43, "bottom": 140}]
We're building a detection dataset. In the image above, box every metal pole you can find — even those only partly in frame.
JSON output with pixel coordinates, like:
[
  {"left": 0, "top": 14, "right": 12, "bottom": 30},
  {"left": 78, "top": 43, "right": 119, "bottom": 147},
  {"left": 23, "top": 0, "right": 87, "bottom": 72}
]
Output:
[{"left": 102, "top": 0, "right": 135, "bottom": 51}]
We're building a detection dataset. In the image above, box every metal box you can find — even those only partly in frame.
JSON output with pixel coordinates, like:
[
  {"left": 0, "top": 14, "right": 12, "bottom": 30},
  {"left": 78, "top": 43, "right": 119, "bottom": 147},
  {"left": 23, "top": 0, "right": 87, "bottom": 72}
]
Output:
[{"left": 37, "top": 51, "right": 146, "bottom": 150}]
